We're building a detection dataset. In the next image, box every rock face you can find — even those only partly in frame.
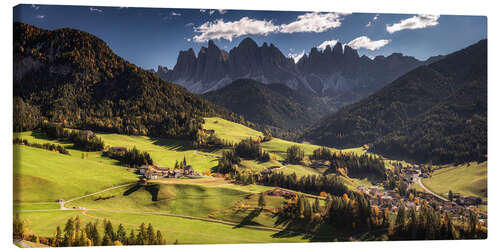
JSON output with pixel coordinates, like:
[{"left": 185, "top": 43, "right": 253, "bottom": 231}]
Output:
[
  {"left": 155, "top": 65, "right": 169, "bottom": 79},
  {"left": 159, "top": 38, "right": 429, "bottom": 104}
]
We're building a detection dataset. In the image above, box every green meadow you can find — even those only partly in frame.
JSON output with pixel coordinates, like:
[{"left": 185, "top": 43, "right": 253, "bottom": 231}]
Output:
[
  {"left": 422, "top": 161, "right": 487, "bottom": 200},
  {"left": 13, "top": 145, "right": 138, "bottom": 202}
]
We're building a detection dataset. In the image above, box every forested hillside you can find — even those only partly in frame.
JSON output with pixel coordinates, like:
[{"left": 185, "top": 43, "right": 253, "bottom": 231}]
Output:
[
  {"left": 304, "top": 40, "right": 487, "bottom": 164},
  {"left": 203, "top": 79, "right": 330, "bottom": 130},
  {"left": 13, "top": 22, "right": 240, "bottom": 139}
]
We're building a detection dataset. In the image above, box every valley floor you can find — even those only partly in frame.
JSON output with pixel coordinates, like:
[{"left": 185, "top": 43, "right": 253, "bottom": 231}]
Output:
[{"left": 13, "top": 117, "right": 487, "bottom": 245}]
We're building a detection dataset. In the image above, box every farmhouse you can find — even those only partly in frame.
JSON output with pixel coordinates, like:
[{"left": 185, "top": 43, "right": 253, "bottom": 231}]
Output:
[
  {"left": 80, "top": 130, "right": 95, "bottom": 138},
  {"left": 110, "top": 146, "right": 127, "bottom": 153},
  {"left": 357, "top": 186, "right": 368, "bottom": 194},
  {"left": 458, "top": 196, "right": 483, "bottom": 206},
  {"left": 202, "top": 129, "right": 215, "bottom": 135},
  {"left": 184, "top": 165, "right": 194, "bottom": 175},
  {"left": 138, "top": 165, "right": 150, "bottom": 175},
  {"left": 265, "top": 188, "right": 297, "bottom": 199}
]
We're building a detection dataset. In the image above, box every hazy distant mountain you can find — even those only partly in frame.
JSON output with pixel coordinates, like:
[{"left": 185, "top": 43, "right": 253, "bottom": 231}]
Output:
[
  {"left": 203, "top": 78, "right": 330, "bottom": 130},
  {"left": 304, "top": 40, "right": 487, "bottom": 164},
  {"left": 158, "top": 38, "right": 431, "bottom": 106}
]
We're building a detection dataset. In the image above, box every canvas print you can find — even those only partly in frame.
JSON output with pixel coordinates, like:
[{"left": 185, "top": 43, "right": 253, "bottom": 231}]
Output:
[{"left": 13, "top": 3, "right": 487, "bottom": 247}]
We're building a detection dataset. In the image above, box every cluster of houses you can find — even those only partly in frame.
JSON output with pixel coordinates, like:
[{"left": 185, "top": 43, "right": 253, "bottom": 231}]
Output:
[
  {"left": 357, "top": 185, "right": 485, "bottom": 220},
  {"left": 449, "top": 192, "right": 484, "bottom": 206},
  {"left": 138, "top": 164, "right": 198, "bottom": 180}
]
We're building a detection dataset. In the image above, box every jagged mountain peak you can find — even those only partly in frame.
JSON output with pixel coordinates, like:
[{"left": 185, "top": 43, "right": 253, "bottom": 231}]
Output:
[{"left": 160, "top": 39, "right": 425, "bottom": 103}]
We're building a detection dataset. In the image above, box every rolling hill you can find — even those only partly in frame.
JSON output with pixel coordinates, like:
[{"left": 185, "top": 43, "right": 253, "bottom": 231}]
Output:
[
  {"left": 203, "top": 79, "right": 330, "bottom": 129},
  {"left": 304, "top": 39, "right": 487, "bottom": 164}
]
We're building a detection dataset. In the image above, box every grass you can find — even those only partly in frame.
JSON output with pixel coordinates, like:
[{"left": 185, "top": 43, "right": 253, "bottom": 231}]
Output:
[
  {"left": 422, "top": 161, "right": 487, "bottom": 200},
  {"left": 67, "top": 182, "right": 285, "bottom": 228},
  {"left": 68, "top": 183, "right": 250, "bottom": 218},
  {"left": 273, "top": 164, "right": 322, "bottom": 177},
  {"left": 14, "top": 203, "right": 60, "bottom": 211},
  {"left": 96, "top": 133, "right": 219, "bottom": 173},
  {"left": 13, "top": 145, "right": 138, "bottom": 203},
  {"left": 203, "top": 117, "right": 263, "bottom": 143}
]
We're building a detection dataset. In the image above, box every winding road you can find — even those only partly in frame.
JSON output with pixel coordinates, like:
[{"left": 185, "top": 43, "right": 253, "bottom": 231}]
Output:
[{"left": 415, "top": 177, "right": 448, "bottom": 201}]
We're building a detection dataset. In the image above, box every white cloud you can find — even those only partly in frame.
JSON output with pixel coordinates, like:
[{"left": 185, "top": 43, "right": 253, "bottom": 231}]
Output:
[
  {"left": 366, "top": 14, "right": 380, "bottom": 27},
  {"left": 317, "top": 40, "right": 339, "bottom": 51},
  {"left": 35, "top": 15, "right": 45, "bottom": 19},
  {"left": 209, "top": 10, "right": 216, "bottom": 15},
  {"left": 386, "top": 14, "right": 440, "bottom": 34},
  {"left": 31, "top": 4, "right": 39, "bottom": 10},
  {"left": 89, "top": 7, "right": 103, "bottom": 13},
  {"left": 171, "top": 12, "right": 181, "bottom": 16},
  {"left": 193, "top": 17, "right": 279, "bottom": 42},
  {"left": 200, "top": 9, "right": 206, "bottom": 13},
  {"left": 347, "top": 36, "right": 390, "bottom": 51},
  {"left": 280, "top": 12, "right": 350, "bottom": 33},
  {"left": 218, "top": 9, "right": 227, "bottom": 14},
  {"left": 288, "top": 50, "right": 305, "bottom": 63},
  {"left": 192, "top": 12, "right": 350, "bottom": 42},
  {"left": 185, "top": 22, "right": 194, "bottom": 27}
]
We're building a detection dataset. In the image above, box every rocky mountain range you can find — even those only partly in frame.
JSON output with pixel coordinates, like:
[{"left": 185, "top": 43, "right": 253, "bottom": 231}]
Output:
[{"left": 155, "top": 37, "right": 438, "bottom": 105}]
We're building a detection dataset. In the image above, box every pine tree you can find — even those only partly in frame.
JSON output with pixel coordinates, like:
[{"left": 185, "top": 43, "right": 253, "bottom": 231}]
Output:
[
  {"left": 313, "top": 198, "right": 320, "bottom": 213},
  {"left": 128, "top": 229, "right": 136, "bottom": 245},
  {"left": 147, "top": 223, "right": 155, "bottom": 245},
  {"left": 63, "top": 218, "right": 75, "bottom": 246},
  {"left": 116, "top": 224, "right": 126, "bottom": 243},
  {"left": 156, "top": 230, "right": 166, "bottom": 245}
]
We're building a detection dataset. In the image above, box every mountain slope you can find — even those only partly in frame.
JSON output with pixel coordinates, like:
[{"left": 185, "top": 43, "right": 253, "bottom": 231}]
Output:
[
  {"left": 203, "top": 79, "right": 330, "bottom": 130},
  {"left": 304, "top": 39, "right": 487, "bottom": 164},
  {"left": 13, "top": 22, "right": 239, "bottom": 139}
]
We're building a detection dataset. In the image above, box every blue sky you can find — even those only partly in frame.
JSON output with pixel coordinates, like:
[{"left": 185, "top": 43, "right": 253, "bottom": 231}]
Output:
[{"left": 14, "top": 4, "right": 487, "bottom": 70}]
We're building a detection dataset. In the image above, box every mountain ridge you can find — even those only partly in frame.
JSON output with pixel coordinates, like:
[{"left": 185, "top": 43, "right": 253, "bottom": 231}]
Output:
[
  {"left": 157, "top": 38, "right": 430, "bottom": 107},
  {"left": 13, "top": 22, "right": 241, "bottom": 139},
  {"left": 303, "top": 39, "right": 487, "bottom": 164}
]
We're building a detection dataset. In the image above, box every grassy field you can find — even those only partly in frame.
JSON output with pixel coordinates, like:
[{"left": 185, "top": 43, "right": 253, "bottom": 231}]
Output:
[
  {"left": 13, "top": 145, "right": 138, "bottom": 203},
  {"left": 13, "top": 117, "right": 418, "bottom": 245},
  {"left": 16, "top": 209, "right": 307, "bottom": 244},
  {"left": 96, "top": 133, "right": 220, "bottom": 173},
  {"left": 67, "top": 182, "right": 288, "bottom": 229},
  {"left": 422, "top": 162, "right": 487, "bottom": 200}
]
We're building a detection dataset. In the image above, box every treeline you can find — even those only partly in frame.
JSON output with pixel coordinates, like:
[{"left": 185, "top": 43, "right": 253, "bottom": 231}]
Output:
[
  {"left": 13, "top": 138, "right": 69, "bottom": 155},
  {"left": 41, "top": 124, "right": 104, "bottom": 151},
  {"left": 260, "top": 172, "right": 348, "bottom": 197},
  {"left": 390, "top": 203, "right": 487, "bottom": 240},
  {"left": 311, "top": 147, "right": 386, "bottom": 179},
  {"left": 14, "top": 22, "right": 242, "bottom": 140},
  {"left": 194, "top": 130, "right": 233, "bottom": 148},
  {"left": 276, "top": 191, "right": 376, "bottom": 232},
  {"left": 216, "top": 138, "right": 271, "bottom": 174},
  {"left": 103, "top": 146, "right": 153, "bottom": 168},
  {"left": 14, "top": 215, "right": 168, "bottom": 247}
]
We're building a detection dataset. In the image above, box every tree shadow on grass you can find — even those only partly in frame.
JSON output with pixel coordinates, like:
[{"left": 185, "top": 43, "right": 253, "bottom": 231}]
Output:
[
  {"left": 233, "top": 208, "right": 262, "bottom": 228},
  {"left": 148, "top": 138, "right": 193, "bottom": 152},
  {"left": 123, "top": 184, "right": 142, "bottom": 196},
  {"left": 145, "top": 184, "right": 160, "bottom": 201},
  {"left": 270, "top": 212, "right": 345, "bottom": 241}
]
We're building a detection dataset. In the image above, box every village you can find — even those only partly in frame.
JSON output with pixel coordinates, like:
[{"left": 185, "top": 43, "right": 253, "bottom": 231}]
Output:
[{"left": 356, "top": 164, "right": 486, "bottom": 223}]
